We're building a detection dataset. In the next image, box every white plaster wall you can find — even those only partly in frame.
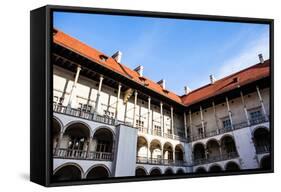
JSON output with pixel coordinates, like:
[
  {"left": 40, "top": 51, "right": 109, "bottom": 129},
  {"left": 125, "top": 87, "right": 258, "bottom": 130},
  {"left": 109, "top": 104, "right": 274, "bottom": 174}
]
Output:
[{"left": 113, "top": 124, "right": 138, "bottom": 177}]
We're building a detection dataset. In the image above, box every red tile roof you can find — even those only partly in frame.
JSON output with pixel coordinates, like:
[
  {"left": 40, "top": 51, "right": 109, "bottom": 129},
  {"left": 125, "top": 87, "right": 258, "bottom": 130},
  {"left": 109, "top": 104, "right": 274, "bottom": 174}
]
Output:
[
  {"left": 53, "top": 30, "right": 183, "bottom": 104},
  {"left": 181, "top": 60, "right": 270, "bottom": 106},
  {"left": 53, "top": 29, "right": 270, "bottom": 107}
]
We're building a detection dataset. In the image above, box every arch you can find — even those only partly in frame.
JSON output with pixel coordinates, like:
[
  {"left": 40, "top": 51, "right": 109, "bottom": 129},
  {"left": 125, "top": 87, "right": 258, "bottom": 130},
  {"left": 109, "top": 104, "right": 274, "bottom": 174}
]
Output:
[
  {"left": 137, "top": 136, "right": 148, "bottom": 156},
  {"left": 163, "top": 142, "right": 174, "bottom": 162},
  {"left": 53, "top": 163, "right": 83, "bottom": 181},
  {"left": 260, "top": 155, "right": 271, "bottom": 170},
  {"left": 209, "top": 164, "right": 223, "bottom": 173},
  {"left": 176, "top": 168, "right": 185, "bottom": 174},
  {"left": 93, "top": 125, "right": 115, "bottom": 138},
  {"left": 193, "top": 142, "right": 206, "bottom": 161},
  {"left": 175, "top": 144, "right": 184, "bottom": 161},
  {"left": 253, "top": 127, "right": 270, "bottom": 154},
  {"left": 135, "top": 166, "right": 148, "bottom": 176},
  {"left": 85, "top": 164, "right": 111, "bottom": 179},
  {"left": 53, "top": 117, "right": 62, "bottom": 148},
  {"left": 53, "top": 116, "right": 63, "bottom": 133},
  {"left": 225, "top": 161, "right": 240, "bottom": 171},
  {"left": 195, "top": 167, "right": 207, "bottom": 173},
  {"left": 93, "top": 127, "right": 114, "bottom": 153},
  {"left": 206, "top": 139, "right": 220, "bottom": 159},
  {"left": 63, "top": 121, "right": 92, "bottom": 136},
  {"left": 220, "top": 135, "right": 237, "bottom": 155},
  {"left": 164, "top": 167, "right": 174, "bottom": 175},
  {"left": 150, "top": 139, "right": 162, "bottom": 159},
  {"left": 150, "top": 167, "right": 162, "bottom": 176}
]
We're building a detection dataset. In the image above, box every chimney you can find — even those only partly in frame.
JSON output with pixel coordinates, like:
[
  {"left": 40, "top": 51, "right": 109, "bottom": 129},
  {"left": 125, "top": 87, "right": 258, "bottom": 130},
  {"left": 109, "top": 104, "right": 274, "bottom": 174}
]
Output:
[
  {"left": 184, "top": 86, "right": 191, "bottom": 94},
  {"left": 134, "top": 65, "right": 144, "bottom": 77},
  {"left": 157, "top": 79, "right": 166, "bottom": 90},
  {"left": 209, "top": 74, "right": 216, "bottom": 84},
  {"left": 258, "top": 54, "right": 264, "bottom": 63},
  {"left": 112, "top": 51, "right": 122, "bottom": 63}
]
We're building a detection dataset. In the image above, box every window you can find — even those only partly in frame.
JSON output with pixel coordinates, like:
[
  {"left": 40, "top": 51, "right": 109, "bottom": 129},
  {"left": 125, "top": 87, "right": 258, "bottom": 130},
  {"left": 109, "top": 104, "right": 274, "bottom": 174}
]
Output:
[
  {"left": 78, "top": 103, "right": 92, "bottom": 113},
  {"left": 250, "top": 110, "right": 262, "bottom": 120},
  {"left": 103, "top": 110, "right": 114, "bottom": 118},
  {"left": 222, "top": 118, "right": 232, "bottom": 129},
  {"left": 136, "top": 120, "right": 144, "bottom": 128},
  {"left": 198, "top": 127, "right": 203, "bottom": 137},
  {"left": 249, "top": 108, "right": 263, "bottom": 124}
]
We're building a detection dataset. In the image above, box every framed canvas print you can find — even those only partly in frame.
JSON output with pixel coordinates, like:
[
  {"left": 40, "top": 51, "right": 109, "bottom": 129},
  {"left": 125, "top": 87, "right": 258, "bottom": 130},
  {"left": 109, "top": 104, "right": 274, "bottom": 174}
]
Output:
[{"left": 30, "top": 5, "right": 274, "bottom": 187}]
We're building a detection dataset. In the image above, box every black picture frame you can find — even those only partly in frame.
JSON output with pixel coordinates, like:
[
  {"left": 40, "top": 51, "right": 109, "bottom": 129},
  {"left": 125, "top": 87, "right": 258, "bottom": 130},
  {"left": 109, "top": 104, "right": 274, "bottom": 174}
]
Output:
[{"left": 30, "top": 4, "right": 274, "bottom": 187}]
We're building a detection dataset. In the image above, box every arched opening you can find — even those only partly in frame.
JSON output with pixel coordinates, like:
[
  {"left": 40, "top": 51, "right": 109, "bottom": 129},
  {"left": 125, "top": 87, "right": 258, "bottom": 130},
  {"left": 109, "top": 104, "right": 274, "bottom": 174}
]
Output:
[
  {"left": 176, "top": 169, "right": 185, "bottom": 175},
  {"left": 163, "top": 142, "right": 173, "bottom": 164},
  {"left": 136, "top": 136, "right": 148, "bottom": 163},
  {"left": 150, "top": 168, "right": 161, "bottom": 176},
  {"left": 135, "top": 167, "right": 147, "bottom": 176},
  {"left": 193, "top": 143, "right": 206, "bottom": 164},
  {"left": 53, "top": 164, "right": 82, "bottom": 181},
  {"left": 91, "top": 128, "right": 114, "bottom": 160},
  {"left": 209, "top": 164, "right": 222, "bottom": 173},
  {"left": 164, "top": 168, "right": 174, "bottom": 175},
  {"left": 62, "top": 123, "right": 91, "bottom": 158},
  {"left": 206, "top": 139, "right": 220, "bottom": 160},
  {"left": 260, "top": 155, "right": 271, "bottom": 170},
  {"left": 86, "top": 166, "right": 110, "bottom": 179},
  {"left": 220, "top": 135, "right": 238, "bottom": 158},
  {"left": 150, "top": 139, "right": 162, "bottom": 164},
  {"left": 175, "top": 144, "right": 184, "bottom": 162},
  {"left": 53, "top": 118, "right": 61, "bottom": 150},
  {"left": 253, "top": 128, "right": 270, "bottom": 154},
  {"left": 225, "top": 161, "right": 240, "bottom": 171},
  {"left": 195, "top": 167, "right": 207, "bottom": 173}
]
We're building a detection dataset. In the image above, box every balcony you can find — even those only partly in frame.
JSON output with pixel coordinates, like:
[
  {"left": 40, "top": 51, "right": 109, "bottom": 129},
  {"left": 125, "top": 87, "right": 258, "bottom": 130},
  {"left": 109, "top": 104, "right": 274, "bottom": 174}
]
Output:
[
  {"left": 136, "top": 156, "right": 189, "bottom": 166},
  {"left": 191, "top": 116, "right": 269, "bottom": 142},
  {"left": 53, "top": 148, "right": 113, "bottom": 161},
  {"left": 53, "top": 103, "right": 116, "bottom": 126},
  {"left": 193, "top": 152, "right": 239, "bottom": 166},
  {"left": 250, "top": 116, "right": 268, "bottom": 126}
]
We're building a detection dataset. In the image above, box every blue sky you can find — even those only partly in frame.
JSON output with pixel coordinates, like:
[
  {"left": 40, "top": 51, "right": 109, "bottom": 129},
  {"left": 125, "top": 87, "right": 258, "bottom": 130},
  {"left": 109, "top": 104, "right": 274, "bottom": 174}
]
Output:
[{"left": 54, "top": 11, "right": 270, "bottom": 95}]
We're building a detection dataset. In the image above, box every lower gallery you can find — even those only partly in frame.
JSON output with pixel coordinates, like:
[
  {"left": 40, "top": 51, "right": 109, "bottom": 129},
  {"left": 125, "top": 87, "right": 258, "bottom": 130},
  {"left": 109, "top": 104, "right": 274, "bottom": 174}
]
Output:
[{"left": 52, "top": 29, "right": 271, "bottom": 181}]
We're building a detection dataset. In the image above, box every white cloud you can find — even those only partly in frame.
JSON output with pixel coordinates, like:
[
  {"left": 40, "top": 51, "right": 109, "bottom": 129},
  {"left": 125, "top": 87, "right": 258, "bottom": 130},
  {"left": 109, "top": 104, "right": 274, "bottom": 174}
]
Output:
[{"left": 217, "top": 31, "right": 269, "bottom": 79}]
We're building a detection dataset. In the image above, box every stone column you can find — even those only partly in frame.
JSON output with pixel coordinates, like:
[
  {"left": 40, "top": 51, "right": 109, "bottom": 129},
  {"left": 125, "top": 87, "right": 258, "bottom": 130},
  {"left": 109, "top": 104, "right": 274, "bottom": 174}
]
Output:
[
  {"left": 115, "top": 83, "right": 122, "bottom": 122},
  {"left": 67, "top": 65, "right": 81, "bottom": 109},
  {"left": 225, "top": 97, "right": 234, "bottom": 130},
  {"left": 160, "top": 102, "right": 164, "bottom": 137},
  {"left": 189, "top": 110, "right": 193, "bottom": 140},
  {"left": 170, "top": 106, "right": 174, "bottom": 136},
  {"left": 94, "top": 75, "right": 104, "bottom": 114},
  {"left": 199, "top": 106, "right": 205, "bottom": 136},
  {"left": 133, "top": 90, "right": 138, "bottom": 127},
  {"left": 183, "top": 112, "right": 188, "bottom": 139},
  {"left": 256, "top": 85, "right": 268, "bottom": 120},
  {"left": 212, "top": 100, "right": 220, "bottom": 134},
  {"left": 147, "top": 96, "right": 151, "bottom": 134},
  {"left": 240, "top": 90, "right": 250, "bottom": 126}
]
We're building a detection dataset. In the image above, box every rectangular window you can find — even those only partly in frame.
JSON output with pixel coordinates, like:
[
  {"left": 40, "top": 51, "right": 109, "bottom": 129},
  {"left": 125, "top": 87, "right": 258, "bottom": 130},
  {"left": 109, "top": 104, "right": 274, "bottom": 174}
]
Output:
[
  {"left": 222, "top": 118, "right": 232, "bottom": 129},
  {"left": 136, "top": 120, "right": 144, "bottom": 128}
]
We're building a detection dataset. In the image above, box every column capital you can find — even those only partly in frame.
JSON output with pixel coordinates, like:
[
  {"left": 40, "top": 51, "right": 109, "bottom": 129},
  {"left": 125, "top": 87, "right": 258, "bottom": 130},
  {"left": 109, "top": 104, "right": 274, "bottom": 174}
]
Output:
[
  {"left": 100, "top": 75, "right": 104, "bottom": 80},
  {"left": 118, "top": 83, "right": 122, "bottom": 88}
]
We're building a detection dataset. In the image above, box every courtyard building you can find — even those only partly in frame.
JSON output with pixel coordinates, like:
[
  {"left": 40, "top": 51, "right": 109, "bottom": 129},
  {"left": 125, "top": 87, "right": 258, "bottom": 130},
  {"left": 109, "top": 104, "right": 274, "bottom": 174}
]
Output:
[{"left": 52, "top": 29, "right": 271, "bottom": 181}]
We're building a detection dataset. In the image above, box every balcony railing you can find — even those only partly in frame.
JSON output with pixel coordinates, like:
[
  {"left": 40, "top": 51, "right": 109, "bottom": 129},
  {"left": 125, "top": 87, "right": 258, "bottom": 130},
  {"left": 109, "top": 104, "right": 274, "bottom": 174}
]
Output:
[
  {"left": 136, "top": 156, "right": 189, "bottom": 166},
  {"left": 191, "top": 116, "right": 268, "bottom": 142},
  {"left": 250, "top": 116, "right": 268, "bottom": 126},
  {"left": 255, "top": 145, "right": 270, "bottom": 154},
  {"left": 193, "top": 152, "right": 239, "bottom": 166},
  {"left": 53, "top": 103, "right": 116, "bottom": 126},
  {"left": 53, "top": 148, "right": 113, "bottom": 161}
]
